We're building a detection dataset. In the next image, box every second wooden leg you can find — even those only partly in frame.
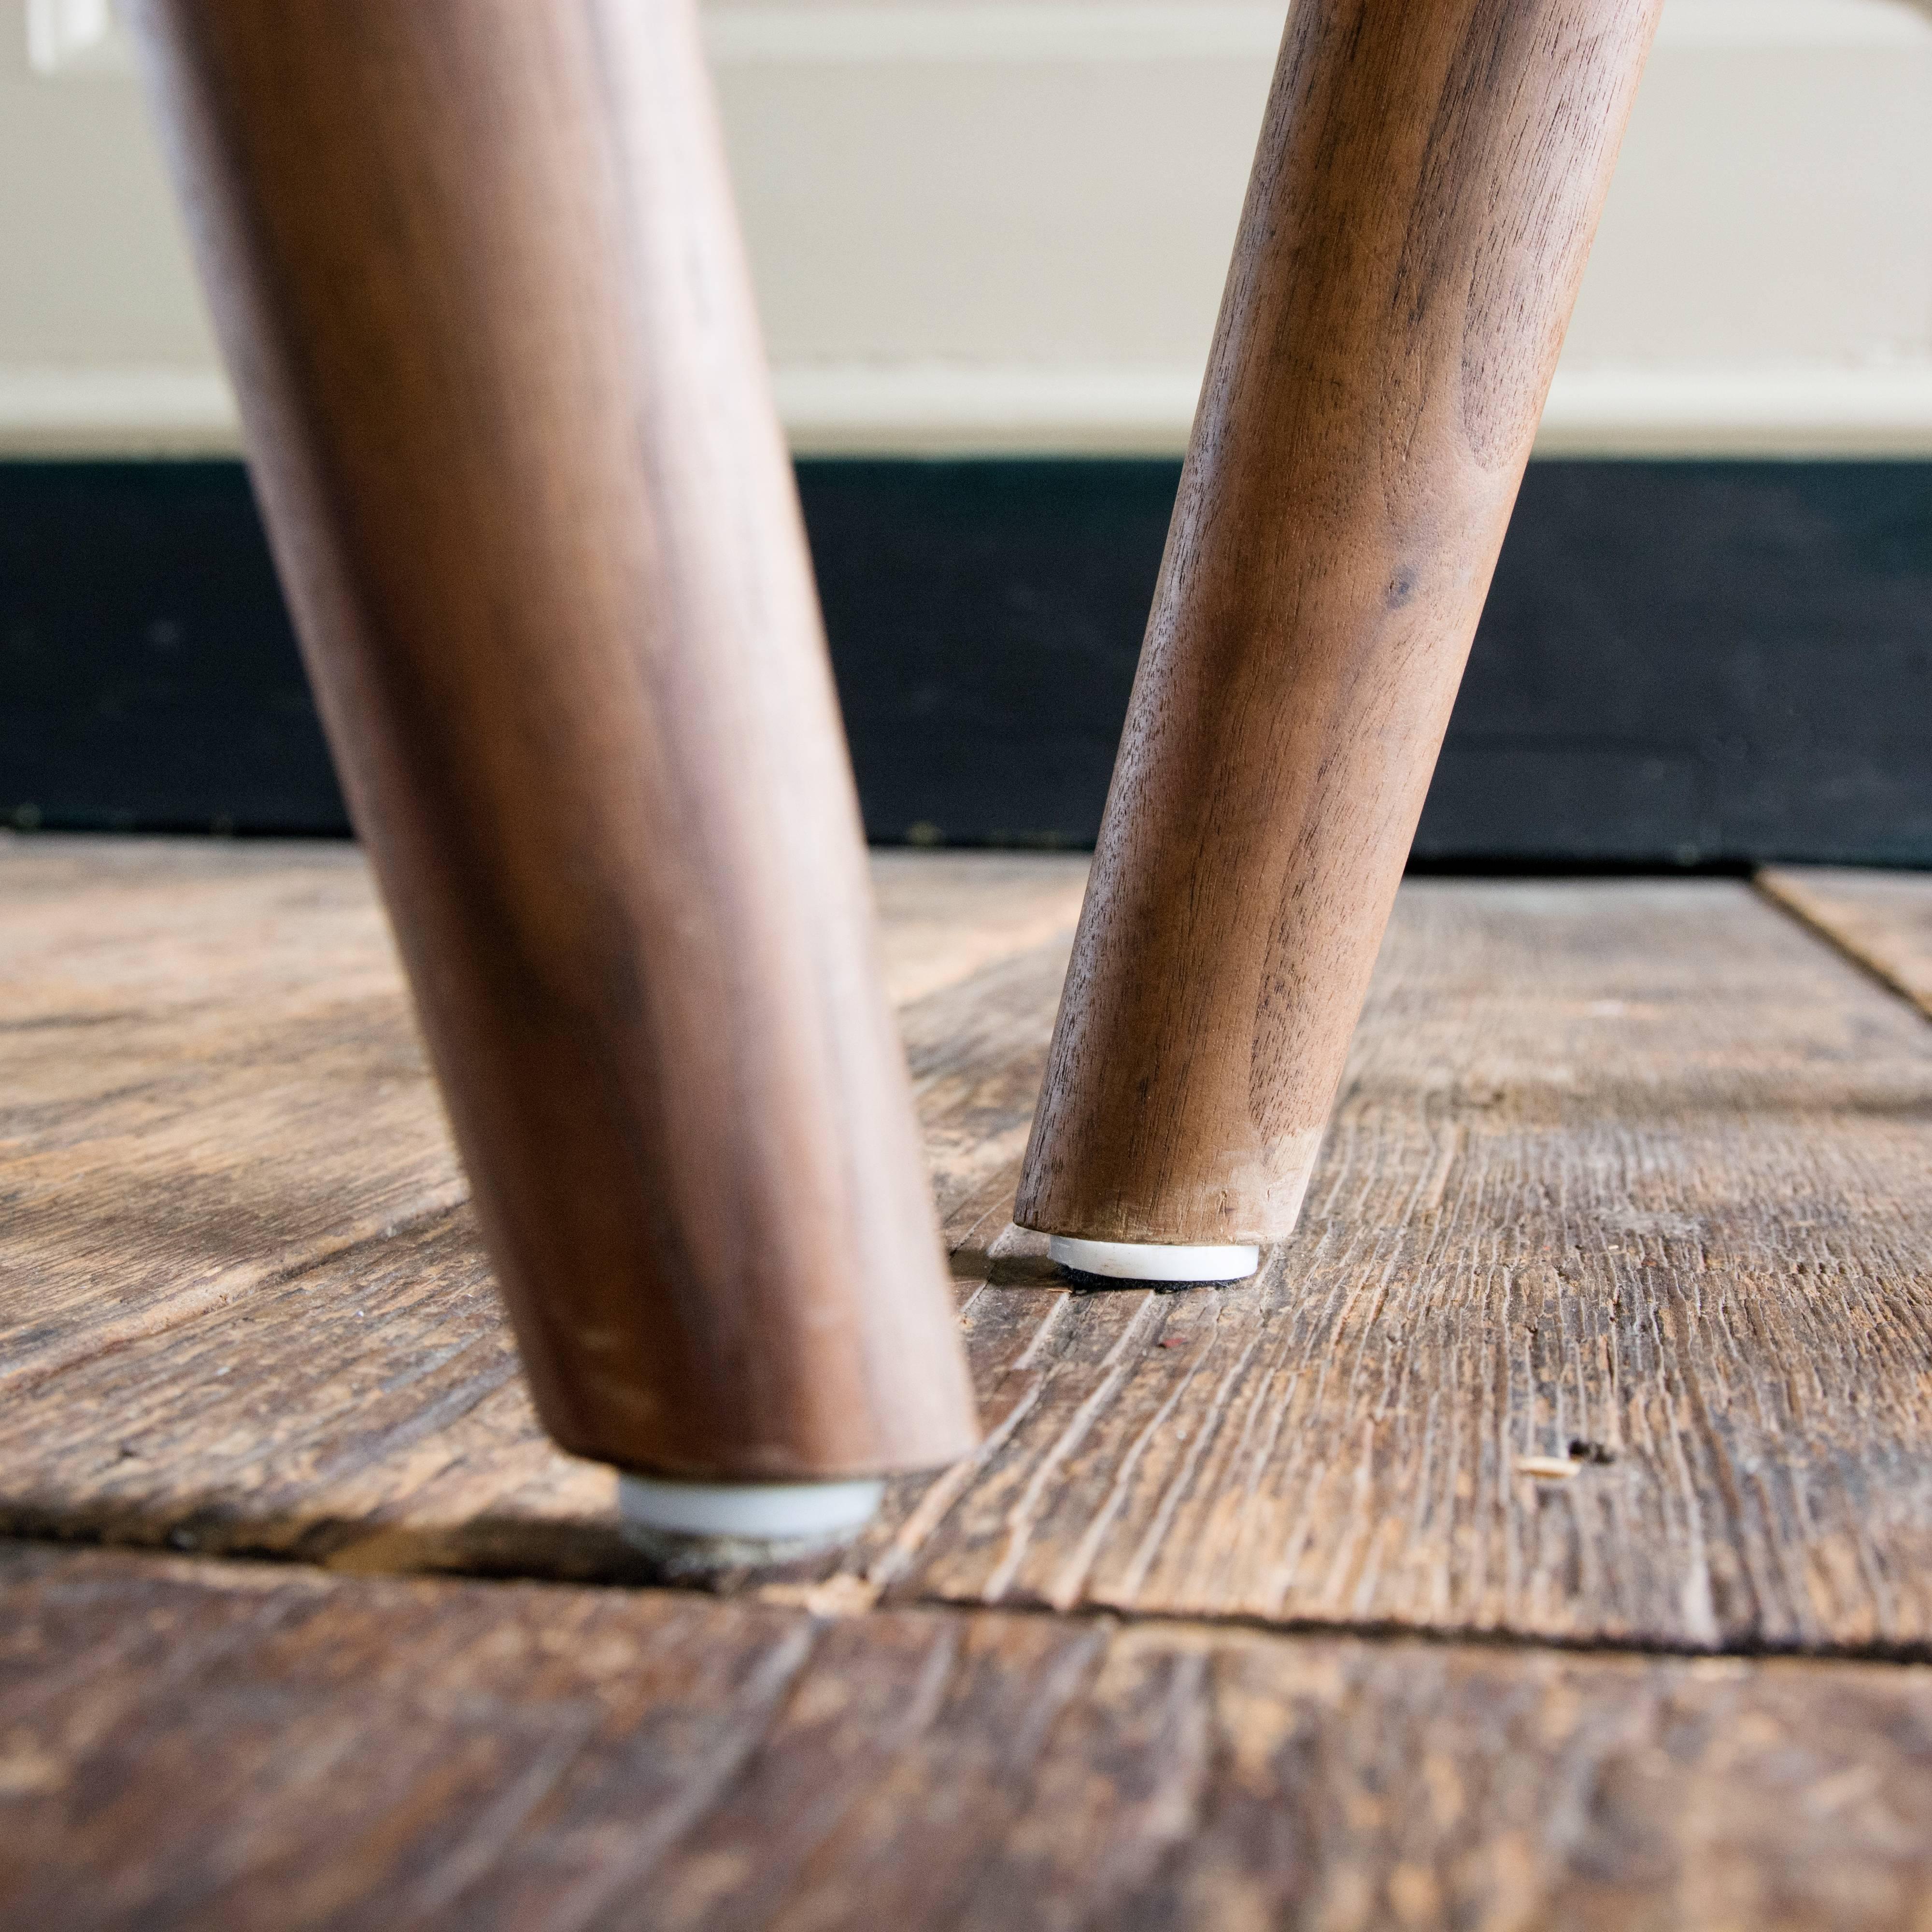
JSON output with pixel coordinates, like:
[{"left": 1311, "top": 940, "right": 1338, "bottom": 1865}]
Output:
[{"left": 1017, "top": 0, "right": 1662, "bottom": 1271}]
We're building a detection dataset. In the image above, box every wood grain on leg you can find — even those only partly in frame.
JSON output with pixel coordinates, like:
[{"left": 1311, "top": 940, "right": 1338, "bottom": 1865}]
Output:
[
  {"left": 1017, "top": 0, "right": 1662, "bottom": 1246},
  {"left": 126, "top": 0, "right": 977, "bottom": 1482}
]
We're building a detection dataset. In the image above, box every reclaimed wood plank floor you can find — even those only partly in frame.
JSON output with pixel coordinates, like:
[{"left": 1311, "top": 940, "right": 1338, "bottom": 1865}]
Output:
[
  {"left": 0, "top": 838, "right": 464, "bottom": 1392},
  {"left": 9, "top": 1541, "right": 1932, "bottom": 1932},
  {"left": 6, "top": 838, "right": 1932, "bottom": 1927},
  {"left": 7, "top": 849, "right": 1932, "bottom": 1652},
  {"left": 1761, "top": 866, "right": 1932, "bottom": 1019},
  {"left": 0, "top": 836, "right": 1084, "bottom": 1395}
]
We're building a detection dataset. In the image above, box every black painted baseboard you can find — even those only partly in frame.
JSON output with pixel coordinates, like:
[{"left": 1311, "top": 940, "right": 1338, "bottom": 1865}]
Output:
[{"left": 4, "top": 457, "right": 1928, "bottom": 864}]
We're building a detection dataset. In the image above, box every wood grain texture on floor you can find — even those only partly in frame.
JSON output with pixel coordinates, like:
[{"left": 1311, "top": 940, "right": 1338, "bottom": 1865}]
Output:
[
  {"left": 0, "top": 839, "right": 1086, "bottom": 1581},
  {"left": 0, "top": 835, "right": 1083, "bottom": 1395},
  {"left": 1759, "top": 866, "right": 1932, "bottom": 1018},
  {"left": 904, "top": 879, "right": 1932, "bottom": 1650},
  {"left": 8, "top": 850, "right": 1932, "bottom": 1652},
  {"left": 8, "top": 1540, "right": 1932, "bottom": 1932},
  {"left": 0, "top": 837, "right": 464, "bottom": 1393}
]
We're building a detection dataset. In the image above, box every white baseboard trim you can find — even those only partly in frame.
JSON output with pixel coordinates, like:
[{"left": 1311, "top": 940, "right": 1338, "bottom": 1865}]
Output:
[
  {"left": 6, "top": 361, "right": 1932, "bottom": 461},
  {"left": 774, "top": 364, "right": 1200, "bottom": 456},
  {"left": 0, "top": 367, "right": 239, "bottom": 455},
  {"left": 1536, "top": 364, "right": 1932, "bottom": 457}
]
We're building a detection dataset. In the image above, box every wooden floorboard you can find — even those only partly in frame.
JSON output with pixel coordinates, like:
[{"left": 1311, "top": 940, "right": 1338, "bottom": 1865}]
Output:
[
  {"left": 894, "top": 880, "right": 1932, "bottom": 1649},
  {"left": 1759, "top": 866, "right": 1932, "bottom": 1018},
  {"left": 868, "top": 849, "right": 1090, "bottom": 1007},
  {"left": 0, "top": 836, "right": 1083, "bottom": 1392},
  {"left": 8, "top": 1540, "right": 1932, "bottom": 1932},
  {"left": 0, "top": 836, "right": 465, "bottom": 1392},
  {"left": 0, "top": 940, "right": 1081, "bottom": 1584},
  {"left": 0, "top": 841, "right": 1081, "bottom": 1582},
  {"left": 6, "top": 849, "right": 1932, "bottom": 1658}
]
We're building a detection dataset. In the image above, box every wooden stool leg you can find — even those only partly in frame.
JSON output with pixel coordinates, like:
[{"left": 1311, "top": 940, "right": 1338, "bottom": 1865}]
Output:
[
  {"left": 1016, "top": 0, "right": 1662, "bottom": 1277},
  {"left": 128, "top": 0, "right": 979, "bottom": 1527}
]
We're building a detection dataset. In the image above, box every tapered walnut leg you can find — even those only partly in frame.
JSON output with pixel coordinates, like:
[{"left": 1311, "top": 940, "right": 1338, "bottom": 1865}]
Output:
[
  {"left": 128, "top": 0, "right": 979, "bottom": 1514},
  {"left": 1017, "top": 0, "right": 1662, "bottom": 1269}
]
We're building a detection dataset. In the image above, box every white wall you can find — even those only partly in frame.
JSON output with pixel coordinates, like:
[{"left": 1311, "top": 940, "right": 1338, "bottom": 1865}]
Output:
[{"left": 4, "top": 0, "right": 1930, "bottom": 457}]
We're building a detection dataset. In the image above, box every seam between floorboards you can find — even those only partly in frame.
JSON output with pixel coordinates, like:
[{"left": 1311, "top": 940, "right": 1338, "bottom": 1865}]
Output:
[
  {"left": 10, "top": 1524, "right": 1932, "bottom": 1674},
  {"left": 1752, "top": 869, "right": 1932, "bottom": 1021},
  {"left": 891, "top": 1585, "right": 1932, "bottom": 1670}
]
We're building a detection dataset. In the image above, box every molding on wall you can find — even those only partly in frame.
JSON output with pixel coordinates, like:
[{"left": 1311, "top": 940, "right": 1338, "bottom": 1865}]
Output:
[
  {"left": 9, "top": 359, "right": 1932, "bottom": 461},
  {"left": 703, "top": 5, "right": 1285, "bottom": 64},
  {"left": 27, "top": 0, "right": 1932, "bottom": 77},
  {"left": 707, "top": 0, "right": 1932, "bottom": 58},
  {"left": 1650, "top": 0, "right": 1932, "bottom": 44},
  {"left": 16, "top": 0, "right": 1931, "bottom": 459}
]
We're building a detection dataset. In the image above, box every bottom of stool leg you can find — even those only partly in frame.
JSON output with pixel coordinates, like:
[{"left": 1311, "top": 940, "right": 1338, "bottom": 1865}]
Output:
[
  {"left": 617, "top": 1473, "right": 885, "bottom": 1572},
  {"left": 1047, "top": 1234, "right": 1261, "bottom": 1285}
]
